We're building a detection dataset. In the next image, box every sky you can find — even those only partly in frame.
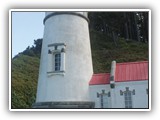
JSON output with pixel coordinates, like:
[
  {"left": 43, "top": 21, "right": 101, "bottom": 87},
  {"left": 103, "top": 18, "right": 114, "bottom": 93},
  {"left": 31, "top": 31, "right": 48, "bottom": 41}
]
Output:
[{"left": 12, "top": 12, "right": 45, "bottom": 57}]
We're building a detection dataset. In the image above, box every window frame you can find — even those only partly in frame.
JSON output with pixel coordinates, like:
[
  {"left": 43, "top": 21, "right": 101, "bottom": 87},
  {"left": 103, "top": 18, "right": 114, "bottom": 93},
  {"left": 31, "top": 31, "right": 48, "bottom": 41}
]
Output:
[{"left": 47, "top": 43, "right": 66, "bottom": 75}]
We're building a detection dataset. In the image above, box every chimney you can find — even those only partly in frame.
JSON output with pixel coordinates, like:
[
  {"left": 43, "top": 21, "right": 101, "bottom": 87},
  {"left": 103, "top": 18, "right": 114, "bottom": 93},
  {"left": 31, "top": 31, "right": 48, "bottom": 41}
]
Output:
[{"left": 110, "top": 61, "right": 116, "bottom": 88}]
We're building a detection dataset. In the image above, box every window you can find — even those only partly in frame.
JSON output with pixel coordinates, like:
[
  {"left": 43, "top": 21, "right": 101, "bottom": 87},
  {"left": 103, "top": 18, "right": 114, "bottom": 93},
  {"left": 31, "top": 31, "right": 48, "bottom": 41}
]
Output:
[
  {"left": 55, "top": 53, "right": 61, "bottom": 71},
  {"left": 120, "top": 87, "right": 135, "bottom": 108},
  {"left": 47, "top": 43, "right": 66, "bottom": 74},
  {"left": 97, "top": 90, "right": 110, "bottom": 108},
  {"left": 101, "top": 94, "right": 109, "bottom": 108},
  {"left": 124, "top": 90, "right": 132, "bottom": 108}
]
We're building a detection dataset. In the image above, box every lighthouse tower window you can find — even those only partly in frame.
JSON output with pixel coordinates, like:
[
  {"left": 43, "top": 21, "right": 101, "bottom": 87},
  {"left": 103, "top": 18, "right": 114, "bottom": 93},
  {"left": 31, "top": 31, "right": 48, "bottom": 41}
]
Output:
[
  {"left": 47, "top": 43, "right": 66, "bottom": 74},
  {"left": 55, "top": 53, "right": 61, "bottom": 71}
]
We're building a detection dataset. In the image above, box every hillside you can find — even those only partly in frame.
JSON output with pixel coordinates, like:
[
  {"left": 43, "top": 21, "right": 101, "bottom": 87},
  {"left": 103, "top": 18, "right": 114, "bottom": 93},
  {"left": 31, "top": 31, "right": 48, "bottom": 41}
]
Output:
[
  {"left": 11, "top": 55, "right": 39, "bottom": 108},
  {"left": 11, "top": 30, "right": 148, "bottom": 109},
  {"left": 90, "top": 29, "right": 148, "bottom": 73}
]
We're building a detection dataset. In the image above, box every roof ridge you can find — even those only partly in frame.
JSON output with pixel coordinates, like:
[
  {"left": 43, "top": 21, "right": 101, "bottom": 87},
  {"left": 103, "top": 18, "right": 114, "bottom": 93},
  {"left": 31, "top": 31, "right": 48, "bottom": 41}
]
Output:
[
  {"left": 116, "top": 61, "right": 148, "bottom": 65},
  {"left": 93, "top": 73, "right": 110, "bottom": 75}
]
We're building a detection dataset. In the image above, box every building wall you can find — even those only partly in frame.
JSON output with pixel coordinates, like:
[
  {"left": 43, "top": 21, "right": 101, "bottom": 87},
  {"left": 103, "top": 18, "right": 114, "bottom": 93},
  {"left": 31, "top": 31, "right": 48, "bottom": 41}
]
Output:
[
  {"left": 89, "top": 84, "right": 111, "bottom": 108},
  {"left": 89, "top": 80, "right": 148, "bottom": 108},
  {"left": 36, "top": 12, "right": 93, "bottom": 102},
  {"left": 114, "top": 80, "right": 148, "bottom": 108}
]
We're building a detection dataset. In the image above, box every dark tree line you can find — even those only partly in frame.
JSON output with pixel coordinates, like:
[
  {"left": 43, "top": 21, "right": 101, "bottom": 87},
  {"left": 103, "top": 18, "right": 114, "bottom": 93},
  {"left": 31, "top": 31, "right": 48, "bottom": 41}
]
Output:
[
  {"left": 13, "top": 38, "right": 43, "bottom": 59},
  {"left": 88, "top": 12, "right": 149, "bottom": 43},
  {"left": 22, "top": 38, "right": 42, "bottom": 57}
]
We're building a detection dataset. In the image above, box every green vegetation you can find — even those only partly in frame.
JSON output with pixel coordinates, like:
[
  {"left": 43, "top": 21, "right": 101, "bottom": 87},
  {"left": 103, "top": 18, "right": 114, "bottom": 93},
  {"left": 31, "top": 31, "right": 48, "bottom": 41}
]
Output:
[
  {"left": 90, "top": 30, "right": 148, "bottom": 73},
  {"left": 12, "top": 39, "right": 42, "bottom": 108},
  {"left": 11, "top": 55, "right": 39, "bottom": 108}
]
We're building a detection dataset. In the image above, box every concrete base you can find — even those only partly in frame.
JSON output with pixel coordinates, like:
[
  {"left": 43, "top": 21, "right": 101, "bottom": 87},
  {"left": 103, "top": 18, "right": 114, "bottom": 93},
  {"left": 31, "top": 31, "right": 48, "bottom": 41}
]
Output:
[{"left": 32, "top": 101, "right": 95, "bottom": 109}]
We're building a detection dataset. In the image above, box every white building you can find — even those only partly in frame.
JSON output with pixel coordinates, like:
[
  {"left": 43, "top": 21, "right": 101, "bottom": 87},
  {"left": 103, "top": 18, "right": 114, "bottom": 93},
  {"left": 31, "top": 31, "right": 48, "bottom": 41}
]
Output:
[
  {"left": 33, "top": 12, "right": 94, "bottom": 108},
  {"left": 33, "top": 12, "right": 149, "bottom": 109},
  {"left": 89, "top": 61, "right": 148, "bottom": 108}
]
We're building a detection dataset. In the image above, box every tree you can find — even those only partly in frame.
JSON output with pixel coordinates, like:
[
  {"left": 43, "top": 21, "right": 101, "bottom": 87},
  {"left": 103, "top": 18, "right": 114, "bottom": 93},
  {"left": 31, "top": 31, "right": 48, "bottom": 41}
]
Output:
[
  {"left": 13, "top": 38, "right": 43, "bottom": 59},
  {"left": 88, "top": 12, "right": 149, "bottom": 43}
]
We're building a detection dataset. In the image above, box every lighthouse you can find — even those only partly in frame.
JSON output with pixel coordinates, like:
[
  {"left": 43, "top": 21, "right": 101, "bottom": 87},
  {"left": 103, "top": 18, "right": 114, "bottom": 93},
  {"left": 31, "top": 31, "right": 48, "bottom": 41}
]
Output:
[{"left": 33, "top": 12, "right": 94, "bottom": 108}]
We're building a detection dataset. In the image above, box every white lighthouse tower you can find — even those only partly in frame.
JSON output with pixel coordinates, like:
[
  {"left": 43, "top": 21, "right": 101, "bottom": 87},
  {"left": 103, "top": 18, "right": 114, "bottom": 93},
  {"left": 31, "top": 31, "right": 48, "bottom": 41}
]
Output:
[{"left": 33, "top": 12, "right": 94, "bottom": 108}]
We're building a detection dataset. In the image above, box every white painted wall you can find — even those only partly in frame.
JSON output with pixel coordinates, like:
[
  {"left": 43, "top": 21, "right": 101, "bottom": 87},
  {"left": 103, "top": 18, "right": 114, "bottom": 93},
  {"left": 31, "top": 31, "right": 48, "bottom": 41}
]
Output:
[
  {"left": 36, "top": 12, "right": 93, "bottom": 102},
  {"left": 89, "top": 80, "right": 148, "bottom": 108},
  {"left": 89, "top": 84, "right": 111, "bottom": 108},
  {"left": 115, "top": 80, "right": 148, "bottom": 108}
]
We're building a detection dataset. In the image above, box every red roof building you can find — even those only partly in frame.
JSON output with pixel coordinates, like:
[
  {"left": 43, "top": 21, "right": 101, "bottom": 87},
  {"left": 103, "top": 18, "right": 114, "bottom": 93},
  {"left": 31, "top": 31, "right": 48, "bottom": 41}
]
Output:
[
  {"left": 115, "top": 61, "right": 148, "bottom": 82},
  {"left": 89, "top": 73, "right": 110, "bottom": 85},
  {"left": 89, "top": 61, "right": 149, "bottom": 109},
  {"left": 89, "top": 61, "right": 148, "bottom": 85}
]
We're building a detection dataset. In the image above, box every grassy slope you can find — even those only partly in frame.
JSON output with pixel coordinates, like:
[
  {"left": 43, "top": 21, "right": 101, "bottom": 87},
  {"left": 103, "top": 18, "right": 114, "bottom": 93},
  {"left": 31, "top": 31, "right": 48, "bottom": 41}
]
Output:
[
  {"left": 11, "top": 55, "right": 39, "bottom": 108},
  {"left": 90, "top": 30, "right": 148, "bottom": 73}
]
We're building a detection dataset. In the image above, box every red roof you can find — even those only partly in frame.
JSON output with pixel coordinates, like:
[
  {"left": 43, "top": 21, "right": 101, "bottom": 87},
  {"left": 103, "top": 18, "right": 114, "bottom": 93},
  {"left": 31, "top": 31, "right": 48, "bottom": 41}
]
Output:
[
  {"left": 89, "top": 73, "right": 110, "bottom": 85},
  {"left": 115, "top": 61, "right": 148, "bottom": 82},
  {"left": 89, "top": 61, "right": 148, "bottom": 85}
]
